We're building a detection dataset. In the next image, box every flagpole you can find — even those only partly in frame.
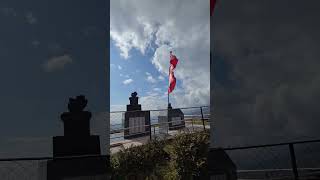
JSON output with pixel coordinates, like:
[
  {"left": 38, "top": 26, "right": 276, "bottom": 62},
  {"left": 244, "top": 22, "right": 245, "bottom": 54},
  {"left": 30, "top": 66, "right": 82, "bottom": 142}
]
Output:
[
  {"left": 168, "top": 51, "right": 172, "bottom": 108},
  {"left": 168, "top": 65, "right": 170, "bottom": 107}
]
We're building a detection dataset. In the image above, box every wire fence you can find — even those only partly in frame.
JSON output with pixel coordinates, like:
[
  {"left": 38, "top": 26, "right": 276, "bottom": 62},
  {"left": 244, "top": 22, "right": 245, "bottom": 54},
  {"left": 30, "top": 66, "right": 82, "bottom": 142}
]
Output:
[
  {"left": 109, "top": 106, "right": 210, "bottom": 153},
  {"left": 223, "top": 140, "right": 320, "bottom": 179},
  {"left": 1, "top": 105, "right": 320, "bottom": 179}
]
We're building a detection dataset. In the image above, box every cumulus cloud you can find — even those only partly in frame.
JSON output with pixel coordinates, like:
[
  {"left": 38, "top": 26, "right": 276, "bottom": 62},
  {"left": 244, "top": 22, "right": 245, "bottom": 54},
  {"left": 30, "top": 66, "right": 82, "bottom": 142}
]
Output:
[
  {"left": 118, "top": 65, "right": 122, "bottom": 70},
  {"left": 122, "top": 78, "right": 133, "bottom": 85},
  {"left": 153, "top": 87, "right": 161, "bottom": 92},
  {"left": 146, "top": 72, "right": 157, "bottom": 83},
  {"left": 43, "top": 54, "right": 73, "bottom": 72},
  {"left": 211, "top": 0, "right": 320, "bottom": 147},
  {"left": 111, "top": 0, "right": 210, "bottom": 107},
  {"left": 158, "top": 75, "right": 165, "bottom": 81}
]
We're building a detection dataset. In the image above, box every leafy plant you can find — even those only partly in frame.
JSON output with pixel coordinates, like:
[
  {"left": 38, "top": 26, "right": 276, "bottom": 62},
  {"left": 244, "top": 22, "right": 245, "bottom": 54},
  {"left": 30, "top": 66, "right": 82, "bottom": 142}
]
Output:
[{"left": 110, "top": 130, "right": 210, "bottom": 180}]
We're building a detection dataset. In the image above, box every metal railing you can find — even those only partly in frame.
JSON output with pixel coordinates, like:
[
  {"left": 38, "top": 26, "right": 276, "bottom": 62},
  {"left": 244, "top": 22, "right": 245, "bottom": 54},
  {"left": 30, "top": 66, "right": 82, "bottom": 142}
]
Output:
[
  {"left": 223, "top": 139, "right": 320, "bottom": 179},
  {"left": 0, "top": 154, "right": 110, "bottom": 180},
  {"left": 110, "top": 106, "right": 210, "bottom": 150}
]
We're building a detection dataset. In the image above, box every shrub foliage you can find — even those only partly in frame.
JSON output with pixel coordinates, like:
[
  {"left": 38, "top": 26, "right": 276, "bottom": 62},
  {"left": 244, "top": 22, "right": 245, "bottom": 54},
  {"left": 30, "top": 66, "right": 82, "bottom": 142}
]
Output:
[{"left": 111, "top": 130, "right": 210, "bottom": 180}]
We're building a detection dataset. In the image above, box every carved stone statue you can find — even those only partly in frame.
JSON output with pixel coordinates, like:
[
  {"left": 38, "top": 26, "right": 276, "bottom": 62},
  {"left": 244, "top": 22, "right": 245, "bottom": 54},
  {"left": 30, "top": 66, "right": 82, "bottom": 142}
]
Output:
[
  {"left": 129, "top": 91, "right": 139, "bottom": 105},
  {"left": 67, "top": 95, "right": 88, "bottom": 112},
  {"left": 60, "top": 95, "right": 91, "bottom": 137},
  {"left": 131, "top": 91, "right": 137, "bottom": 98}
]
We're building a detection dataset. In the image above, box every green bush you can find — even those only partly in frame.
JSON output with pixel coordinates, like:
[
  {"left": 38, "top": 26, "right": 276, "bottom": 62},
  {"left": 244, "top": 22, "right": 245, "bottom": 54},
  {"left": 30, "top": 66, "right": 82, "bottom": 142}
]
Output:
[
  {"left": 111, "top": 138, "right": 169, "bottom": 179},
  {"left": 111, "top": 130, "right": 210, "bottom": 180},
  {"left": 165, "top": 130, "right": 210, "bottom": 179}
]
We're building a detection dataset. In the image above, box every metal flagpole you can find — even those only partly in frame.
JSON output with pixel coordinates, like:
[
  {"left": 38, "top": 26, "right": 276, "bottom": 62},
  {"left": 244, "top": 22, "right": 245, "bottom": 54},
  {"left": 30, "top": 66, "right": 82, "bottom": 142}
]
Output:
[
  {"left": 168, "top": 66, "right": 170, "bottom": 107},
  {"left": 168, "top": 51, "right": 172, "bottom": 107},
  {"left": 167, "top": 51, "right": 171, "bottom": 134}
]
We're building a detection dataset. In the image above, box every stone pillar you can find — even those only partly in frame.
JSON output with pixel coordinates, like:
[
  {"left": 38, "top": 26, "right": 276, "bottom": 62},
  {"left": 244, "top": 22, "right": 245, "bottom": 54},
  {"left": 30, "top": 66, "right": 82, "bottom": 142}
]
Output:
[
  {"left": 47, "top": 95, "right": 109, "bottom": 180},
  {"left": 124, "top": 92, "right": 151, "bottom": 139}
]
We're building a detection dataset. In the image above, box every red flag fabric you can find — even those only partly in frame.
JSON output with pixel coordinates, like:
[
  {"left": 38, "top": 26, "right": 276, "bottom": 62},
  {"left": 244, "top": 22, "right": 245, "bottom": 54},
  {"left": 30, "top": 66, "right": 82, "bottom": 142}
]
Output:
[
  {"left": 168, "top": 51, "right": 178, "bottom": 94},
  {"left": 168, "top": 71, "right": 176, "bottom": 94},
  {"left": 211, "top": 0, "right": 216, "bottom": 16},
  {"left": 170, "top": 51, "right": 178, "bottom": 69}
]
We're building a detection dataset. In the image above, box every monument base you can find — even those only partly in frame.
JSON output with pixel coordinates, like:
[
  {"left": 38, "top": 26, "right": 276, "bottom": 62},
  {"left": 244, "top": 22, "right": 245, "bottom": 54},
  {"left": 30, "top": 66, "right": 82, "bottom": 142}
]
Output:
[
  {"left": 53, "top": 135, "right": 101, "bottom": 157},
  {"left": 47, "top": 156, "right": 110, "bottom": 180},
  {"left": 208, "top": 148, "right": 237, "bottom": 180}
]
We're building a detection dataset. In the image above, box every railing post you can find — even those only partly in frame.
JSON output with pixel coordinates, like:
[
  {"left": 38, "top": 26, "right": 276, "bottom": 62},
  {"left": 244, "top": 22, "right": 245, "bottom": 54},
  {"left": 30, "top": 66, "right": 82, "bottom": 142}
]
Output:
[
  {"left": 200, "top": 107, "right": 205, "bottom": 131},
  {"left": 289, "top": 143, "right": 299, "bottom": 180},
  {"left": 191, "top": 118, "right": 194, "bottom": 132},
  {"left": 149, "top": 124, "right": 152, "bottom": 140}
]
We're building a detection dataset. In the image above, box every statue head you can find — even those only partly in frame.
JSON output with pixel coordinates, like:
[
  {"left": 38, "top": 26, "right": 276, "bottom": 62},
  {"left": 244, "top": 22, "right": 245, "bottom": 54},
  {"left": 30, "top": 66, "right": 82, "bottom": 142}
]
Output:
[
  {"left": 131, "top": 91, "right": 137, "bottom": 98},
  {"left": 67, "top": 95, "right": 88, "bottom": 112}
]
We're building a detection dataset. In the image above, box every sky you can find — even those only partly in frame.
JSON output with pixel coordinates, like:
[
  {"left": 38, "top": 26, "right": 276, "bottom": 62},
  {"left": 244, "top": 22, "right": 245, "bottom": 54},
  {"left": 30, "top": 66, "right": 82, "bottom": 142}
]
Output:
[
  {"left": 0, "top": 0, "right": 109, "bottom": 157},
  {"left": 211, "top": 0, "right": 320, "bottom": 148},
  {"left": 110, "top": 0, "right": 210, "bottom": 112}
]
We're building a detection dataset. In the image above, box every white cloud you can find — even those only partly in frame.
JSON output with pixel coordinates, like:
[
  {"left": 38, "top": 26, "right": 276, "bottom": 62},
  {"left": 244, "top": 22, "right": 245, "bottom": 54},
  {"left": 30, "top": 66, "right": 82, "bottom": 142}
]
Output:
[
  {"left": 118, "top": 65, "right": 122, "bottom": 70},
  {"left": 122, "top": 78, "right": 133, "bottom": 85},
  {"left": 111, "top": 0, "right": 210, "bottom": 107},
  {"left": 158, "top": 75, "right": 165, "bottom": 81},
  {"left": 43, "top": 54, "right": 73, "bottom": 72},
  {"left": 110, "top": 64, "right": 116, "bottom": 68},
  {"left": 110, "top": 104, "right": 126, "bottom": 111},
  {"left": 146, "top": 75, "right": 157, "bottom": 83},
  {"left": 26, "top": 12, "right": 37, "bottom": 24},
  {"left": 140, "top": 95, "right": 167, "bottom": 110},
  {"left": 153, "top": 87, "right": 161, "bottom": 92}
]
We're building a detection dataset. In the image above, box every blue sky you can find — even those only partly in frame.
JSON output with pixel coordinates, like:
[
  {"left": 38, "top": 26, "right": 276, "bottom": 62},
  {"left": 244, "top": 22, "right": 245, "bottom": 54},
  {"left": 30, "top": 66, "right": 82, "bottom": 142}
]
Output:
[
  {"left": 111, "top": 41, "right": 165, "bottom": 107},
  {"left": 110, "top": 0, "right": 210, "bottom": 111},
  {"left": 110, "top": 40, "right": 184, "bottom": 109}
]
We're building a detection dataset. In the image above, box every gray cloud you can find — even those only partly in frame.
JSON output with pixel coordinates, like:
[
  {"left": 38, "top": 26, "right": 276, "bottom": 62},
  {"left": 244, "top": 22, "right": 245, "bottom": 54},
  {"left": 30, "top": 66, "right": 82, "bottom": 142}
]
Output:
[
  {"left": 43, "top": 54, "right": 73, "bottom": 72},
  {"left": 0, "top": 7, "right": 17, "bottom": 16},
  {"left": 25, "top": 12, "right": 37, "bottom": 24},
  {"left": 211, "top": 0, "right": 320, "bottom": 147}
]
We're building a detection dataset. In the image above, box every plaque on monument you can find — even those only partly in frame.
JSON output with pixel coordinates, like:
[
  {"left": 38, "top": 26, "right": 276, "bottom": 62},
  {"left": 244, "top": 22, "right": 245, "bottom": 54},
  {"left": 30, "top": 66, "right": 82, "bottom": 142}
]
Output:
[
  {"left": 167, "top": 103, "right": 185, "bottom": 130},
  {"left": 124, "top": 92, "right": 151, "bottom": 139}
]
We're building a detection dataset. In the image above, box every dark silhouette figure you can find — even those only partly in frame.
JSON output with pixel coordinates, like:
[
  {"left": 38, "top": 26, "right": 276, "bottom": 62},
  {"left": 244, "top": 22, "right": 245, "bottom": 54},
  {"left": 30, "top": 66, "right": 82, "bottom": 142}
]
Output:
[
  {"left": 61, "top": 95, "right": 92, "bottom": 137},
  {"left": 127, "top": 91, "right": 141, "bottom": 111},
  {"left": 53, "top": 95, "right": 99, "bottom": 156},
  {"left": 47, "top": 95, "right": 109, "bottom": 180},
  {"left": 129, "top": 91, "right": 139, "bottom": 106}
]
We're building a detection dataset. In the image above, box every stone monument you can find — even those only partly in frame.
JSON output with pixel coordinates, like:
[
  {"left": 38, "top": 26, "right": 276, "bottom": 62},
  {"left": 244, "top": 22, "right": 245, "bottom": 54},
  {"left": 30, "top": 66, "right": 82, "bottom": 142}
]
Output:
[
  {"left": 46, "top": 95, "right": 109, "bottom": 180},
  {"left": 124, "top": 92, "right": 151, "bottom": 139},
  {"left": 167, "top": 103, "right": 185, "bottom": 130}
]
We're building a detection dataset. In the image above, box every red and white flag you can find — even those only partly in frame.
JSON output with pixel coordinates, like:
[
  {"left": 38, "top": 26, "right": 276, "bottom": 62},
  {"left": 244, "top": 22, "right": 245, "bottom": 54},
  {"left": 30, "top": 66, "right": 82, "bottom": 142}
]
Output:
[{"left": 168, "top": 51, "right": 179, "bottom": 94}]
